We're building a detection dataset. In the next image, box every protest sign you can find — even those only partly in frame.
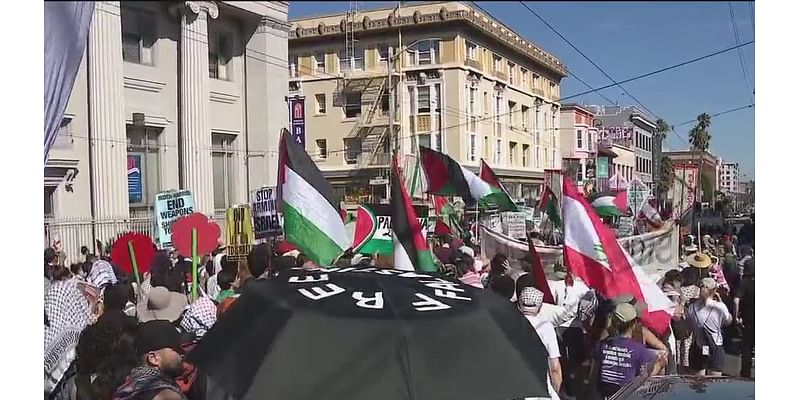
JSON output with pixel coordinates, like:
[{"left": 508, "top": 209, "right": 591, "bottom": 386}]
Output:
[
  {"left": 153, "top": 190, "right": 195, "bottom": 248},
  {"left": 172, "top": 212, "right": 221, "bottom": 300},
  {"left": 110, "top": 232, "right": 156, "bottom": 286},
  {"left": 502, "top": 212, "right": 527, "bottom": 240},
  {"left": 627, "top": 178, "right": 651, "bottom": 218},
  {"left": 251, "top": 186, "right": 282, "bottom": 239},
  {"left": 617, "top": 216, "right": 634, "bottom": 237},
  {"left": 353, "top": 204, "right": 429, "bottom": 255},
  {"left": 226, "top": 205, "right": 255, "bottom": 261}
]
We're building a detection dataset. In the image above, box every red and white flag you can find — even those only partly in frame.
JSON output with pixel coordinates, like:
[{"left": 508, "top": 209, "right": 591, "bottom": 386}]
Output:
[{"left": 562, "top": 179, "right": 674, "bottom": 335}]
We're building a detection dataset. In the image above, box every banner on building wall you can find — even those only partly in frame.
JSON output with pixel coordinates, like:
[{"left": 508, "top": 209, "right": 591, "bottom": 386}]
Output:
[
  {"left": 251, "top": 186, "right": 282, "bottom": 239},
  {"left": 127, "top": 154, "right": 143, "bottom": 204},
  {"left": 668, "top": 165, "right": 699, "bottom": 220},
  {"left": 44, "top": 2, "right": 94, "bottom": 162},
  {"left": 597, "top": 157, "right": 609, "bottom": 179},
  {"left": 225, "top": 205, "right": 255, "bottom": 261},
  {"left": 289, "top": 97, "right": 306, "bottom": 148},
  {"left": 153, "top": 190, "right": 196, "bottom": 249}
]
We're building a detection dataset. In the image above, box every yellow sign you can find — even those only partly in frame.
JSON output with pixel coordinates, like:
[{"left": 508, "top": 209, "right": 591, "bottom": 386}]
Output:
[{"left": 226, "top": 205, "right": 254, "bottom": 261}]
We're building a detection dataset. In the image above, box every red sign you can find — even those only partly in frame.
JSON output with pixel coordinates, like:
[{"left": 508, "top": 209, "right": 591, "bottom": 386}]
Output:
[{"left": 110, "top": 232, "right": 156, "bottom": 276}]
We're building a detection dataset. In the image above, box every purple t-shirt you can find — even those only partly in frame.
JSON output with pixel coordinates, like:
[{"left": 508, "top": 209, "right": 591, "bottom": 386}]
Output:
[{"left": 594, "top": 336, "right": 655, "bottom": 387}]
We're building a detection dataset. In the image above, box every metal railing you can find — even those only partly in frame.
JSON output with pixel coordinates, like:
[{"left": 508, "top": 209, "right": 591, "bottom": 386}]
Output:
[{"left": 45, "top": 212, "right": 228, "bottom": 263}]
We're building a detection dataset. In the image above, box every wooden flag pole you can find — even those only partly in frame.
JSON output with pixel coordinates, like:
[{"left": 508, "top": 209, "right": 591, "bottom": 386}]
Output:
[{"left": 126, "top": 240, "right": 142, "bottom": 288}]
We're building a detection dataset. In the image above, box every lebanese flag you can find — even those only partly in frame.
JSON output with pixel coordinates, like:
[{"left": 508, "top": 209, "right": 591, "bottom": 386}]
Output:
[
  {"left": 418, "top": 146, "right": 491, "bottom": 207},
  {"left": 392, "top": 157, "right": 438, "bottom": 272},
  {"left": 562, "top": 179, "right": 674, "bottom": 335},
  {"left": 588, "top": 190, "right": 629, "bottom": 218},
  {"left": 277, "top": 129, "right": 349, "bottom": 266},
  {"left": 527, "top": 237, "right": 556, "bottom": 305},
  {"left": 479, "top": 159, "right": 519, "bottom": 211}
]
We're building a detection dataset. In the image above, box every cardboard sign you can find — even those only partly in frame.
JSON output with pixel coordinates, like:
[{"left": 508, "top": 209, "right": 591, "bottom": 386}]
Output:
[
  {"left": 153, "top": 190, "right": 195, "bottom": 248},
  {"left": 251, "top": 186, "right": 282, "bottom": 239},
  {"left": 617, "top": 216, "right": 635, "bottom": 237},
  {"left": 502, "top": 212, "right": 527, "bottom": 240},
  {"left": 225, "top": 205, "right": 255, "bottom": 261}
]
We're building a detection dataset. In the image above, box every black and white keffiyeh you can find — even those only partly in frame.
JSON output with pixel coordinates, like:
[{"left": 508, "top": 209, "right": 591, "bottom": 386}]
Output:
[
  {"left": 180, "top": 297, "right": 217, "bottom": 338},
  {"left": 44, "top": 279, "right": 91, "bottom": 394},
  {"left": 88, "top": 260, "right": 117, "bottom": 289}
]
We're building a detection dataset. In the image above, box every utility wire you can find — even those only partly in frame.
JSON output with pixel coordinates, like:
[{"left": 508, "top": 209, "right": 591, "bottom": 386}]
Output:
[
  {"left": 515, "top": 1, "right": 661, "bottom": 119},
  {"left": 728, "top": 2, "right": 754, "bottom": 101}
]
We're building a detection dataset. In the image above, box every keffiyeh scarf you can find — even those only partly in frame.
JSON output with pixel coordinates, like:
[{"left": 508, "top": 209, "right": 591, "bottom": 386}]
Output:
[
  {"left": 44, "top": 279, "right": 91, "bottom": 394},
  {"left": 113, "top": 366, "right": 185, "bottom": 400},
  {"left": 179, "top": 297, "right": 217, "bottom": 338},
  {"left": 88, "top": 260, "right": 117, "bottom": 289}
]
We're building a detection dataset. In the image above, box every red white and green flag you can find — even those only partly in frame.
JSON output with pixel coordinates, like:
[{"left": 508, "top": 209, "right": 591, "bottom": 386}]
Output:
[
  {"left": 479, "top": 159, "right": 520, "bottom": 212},
  {"left": 392, "top": 156, "right": 438, "bottom": 272},
  {"left": 418, "top": 146, "right": 512, "bottom": 211},
  {"left": 588, "top": 190, "right": 629, "bottom": 218},
  {"left": 538, "top": 185, "right": 562, "bottom": 228},
  {"left": 562, "top": 178, "right": 674, "bottom": 335},
  {"left": 277, "top": 129, "right": 349, "bottom": 266}
]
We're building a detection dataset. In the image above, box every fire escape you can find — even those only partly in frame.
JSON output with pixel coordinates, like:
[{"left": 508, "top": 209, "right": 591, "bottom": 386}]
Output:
[{"left": 338, "top": 2, "right": 392, "bottom": 175}]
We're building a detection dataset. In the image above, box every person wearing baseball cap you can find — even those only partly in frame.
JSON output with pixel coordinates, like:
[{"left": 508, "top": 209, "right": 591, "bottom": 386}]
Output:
[
  {"left": 685, "top": 277, "right": 732, "bottom": 376},
  {"left": 593, "top": 303, "right": 667, "bottom": 398},
  {"left": 114, "top": 320, "right": 187, "bottom": 400}
]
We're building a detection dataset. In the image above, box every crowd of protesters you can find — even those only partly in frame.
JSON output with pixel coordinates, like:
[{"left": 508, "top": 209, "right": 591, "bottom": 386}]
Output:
[{"left": 44, "top": 218, "right": 754, "bottom": 400}]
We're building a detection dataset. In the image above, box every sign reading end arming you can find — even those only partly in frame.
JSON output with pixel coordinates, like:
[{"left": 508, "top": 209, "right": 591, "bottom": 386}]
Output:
[{"left": 153, "top": 190, "right": 195, "bottom": 248}]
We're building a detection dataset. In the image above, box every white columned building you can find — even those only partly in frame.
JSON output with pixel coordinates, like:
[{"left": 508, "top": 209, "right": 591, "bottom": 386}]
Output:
[
  {"left": 87, "top": 1, "right": 130, "bottom": 241},
  {"left": 44, "top": 1, "right": 290, "bottom": 261}
]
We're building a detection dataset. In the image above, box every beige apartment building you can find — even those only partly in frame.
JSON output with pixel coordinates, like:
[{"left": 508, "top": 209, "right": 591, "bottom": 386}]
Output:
[{"left": 288, "top": 1, "right": 566, "bottom": 203}]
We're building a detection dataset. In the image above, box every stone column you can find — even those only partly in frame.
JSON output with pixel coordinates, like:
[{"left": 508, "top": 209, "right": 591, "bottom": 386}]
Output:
[
  {"left": 88, "top": 1, "right": 130, "bottom": 243},
  {"left": 177, "top": 1, "right": 218, "bottom": 215}
]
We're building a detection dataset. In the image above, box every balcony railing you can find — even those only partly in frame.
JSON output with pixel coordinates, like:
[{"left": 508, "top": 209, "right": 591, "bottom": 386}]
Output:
[
  {"left": 494, "top": 70, "right": 508, "bottom": 81},
  {"left": 532, "top": 87, "right": 544, "bottom": 97}
]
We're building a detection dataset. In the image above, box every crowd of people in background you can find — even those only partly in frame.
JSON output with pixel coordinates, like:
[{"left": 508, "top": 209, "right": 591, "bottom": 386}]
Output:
[{"left": 44, "top": 217, "right": 754, "bottom": 400}]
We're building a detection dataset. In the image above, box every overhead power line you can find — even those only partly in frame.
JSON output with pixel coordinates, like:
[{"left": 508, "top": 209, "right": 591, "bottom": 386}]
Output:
[
  {"left": 515, "top": 1, "right": 661, "bottom": 119},
  {"left": 728, "top": 2, "right": 754, "bottom": 101}
]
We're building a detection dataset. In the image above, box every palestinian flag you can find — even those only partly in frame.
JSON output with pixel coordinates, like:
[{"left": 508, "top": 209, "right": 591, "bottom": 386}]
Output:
[
  {"left": 479, "top": 159, "right": 520, "bottom": 212},
  {"left": 277, "top": 129, "right": 349, "bottom": 266},
  {"left": 588, "top": 190, "right": 629, "bottom": 218},
  {"left": 562, "top": 178, "right": 674, "bottom": 335},
  {"left": 538, "top": 185, "right": 562, "bottom": 227},
  {"left": 351, "top": 205, "right": 384, "bottom": 253},
  {"left": 392, "top": 156, "right": 438, "bottom": 272},
  {"left": 418, "top": 146, "right": 492, "bottom": 208}
]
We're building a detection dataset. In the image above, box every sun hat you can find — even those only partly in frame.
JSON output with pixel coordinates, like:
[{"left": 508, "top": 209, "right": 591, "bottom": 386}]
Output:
[
  {"left": 136, "top": 286, "right": 188, "bottom": 322},
  {"left": 611, "top": 294, "right": 647, "bottom": 317},
  {"left": 685, "top": 253, "right": 712, "bottom": 269}
]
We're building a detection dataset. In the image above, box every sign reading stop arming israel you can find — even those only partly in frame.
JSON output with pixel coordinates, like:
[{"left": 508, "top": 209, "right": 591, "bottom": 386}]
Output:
[
  {"left": 225, "top": 205, "right": 254, "bottom": 261},
  {"left": 251, "top": 186, "right": 282, "bottom": 239}
]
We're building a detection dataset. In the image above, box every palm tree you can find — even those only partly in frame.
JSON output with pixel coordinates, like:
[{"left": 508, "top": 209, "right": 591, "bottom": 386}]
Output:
[
  {"left": 688, "top": 113, "right": 712, "bottom": 212},
  {"left": 653, "top": 119, "right": 671, "bottom": 202},
  {"left": 654, "top": 118, "right": 670, "bottom": 140},
  {"left": 657, "top": 154, "right": 674, "bottom": 202}
]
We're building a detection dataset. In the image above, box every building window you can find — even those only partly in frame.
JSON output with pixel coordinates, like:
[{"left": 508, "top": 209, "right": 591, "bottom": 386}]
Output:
[
  {"left": 338, "top": 50, "right": 349, "bottom": 74},
  {"left": 483, "top": 91, "right": 489, "bottom": 115},
  {"left": 121, "top": 6, "right": 156, "bottom": 65},
  {"left": 417, "top": 86, "right": 431, "bottom": 113},
  {"left": 588, "top": 131, "right": 594, "bottom": 151},
  {"left": 126, "top": 126, "right": 162, "bottom": 207},
  {"left": 212, "top": 134, "right": 237, "bottom": 211},
  {"left": 509, "top": 141, "right": 517, "bottom": 165},
  {"left": 289, "top": 54, "right": 298, "bottom": 78},
  {"left": 533, "top": 73, "right": 540, "bottom": 89},
  {"left": 378, "top": 46, "right": 389, "bottom": 63},
  {"left": 552, "top": 150, "right": 557, "bottom": 168},
  {"left": 577, "top": 130, "right": 583, "bottom": 149},
  {"left": 353, "top": 47, "right": 365, "bottom": 71},
  {"left": 495, "top": 139, "right": 502, "bottom": 164},
  {"left": 522, "top": 144, "right": 530, "bottom": 167},
  {"left": 521, "top": 106, "right": 529, "bottom": 130},
  {"left": 45, "top": 186, "right": 56, "bottom": 218},
  {"left": 468, "top": 134, "right": 477, "bottom": 162},
  {"left": 344, "top": 92, "right": 362, "bottom": 118},
  {"left": 316, "top": 139, "right": 327, "bottom": 159},
  {"left": 468, "top": 86, "right": 478, "bottom": 115},
  {"left": 521, "top": 68, "right": 528, "bottom": 88},
  {"left": 508, "top": 61, "right": 515, "bottom": 84},
  {"left": 314, "top": 51, "right": 326, "bottom": 74},
  {"left": 493, "top": 54, "right": 502, "bottom": 72},
  {"left": 466, "top": 41, "right": 478, "bottom": 60},
  {"left": 535, "top": 146, "right": 541, "bottom": 167},
  {"left": 483, "top": 136, "right": 489, "bottom": 158},
  {"left": 315, "top": 94, "right": 326, "bottom": 114},
  {"left": 413, "top": 40, "right": 439, "bottom": 65},
  {"left": 507, "top": 101, "right": 516, "bottom": 128},
  {"left": 343, "top": 138, "right": 361, "bottom": 164},
  {"left": 209, "top": 32, "right": 232, "bottom": 80}
]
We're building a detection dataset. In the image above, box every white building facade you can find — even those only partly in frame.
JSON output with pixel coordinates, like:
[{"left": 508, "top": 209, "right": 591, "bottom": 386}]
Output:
[
  {"left": 45, "top": 1, "right": 289, "bottom": 259},
  {"left": 721, "top": 162, "right": 742, "bottom": 195}
]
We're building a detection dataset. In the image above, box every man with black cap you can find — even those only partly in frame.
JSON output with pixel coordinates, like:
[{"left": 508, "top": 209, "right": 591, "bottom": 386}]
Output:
[{"left": 114, "top": 320, "right": 187, "bottom": 400}]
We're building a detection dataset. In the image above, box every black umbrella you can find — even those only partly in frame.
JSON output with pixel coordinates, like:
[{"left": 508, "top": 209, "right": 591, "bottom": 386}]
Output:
[{"left": 189, "top": 267, "right": 551, "bottom": 400}]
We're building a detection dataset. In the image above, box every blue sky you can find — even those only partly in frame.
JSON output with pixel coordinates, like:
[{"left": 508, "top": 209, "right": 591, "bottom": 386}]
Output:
[{"left": 289, "top": 1, "right": 755, "bottom": 177}]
